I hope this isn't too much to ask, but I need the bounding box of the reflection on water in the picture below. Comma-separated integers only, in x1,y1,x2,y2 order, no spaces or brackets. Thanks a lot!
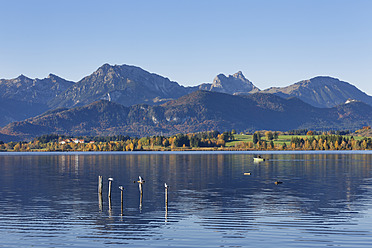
0,152,371,247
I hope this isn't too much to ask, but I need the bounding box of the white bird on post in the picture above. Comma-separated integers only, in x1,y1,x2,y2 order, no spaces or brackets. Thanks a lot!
133,176,145,210
164,183,169,206
133,176,145,194
138,176,144,184
108,177,114,199
134,176,145,188
134,176,145,184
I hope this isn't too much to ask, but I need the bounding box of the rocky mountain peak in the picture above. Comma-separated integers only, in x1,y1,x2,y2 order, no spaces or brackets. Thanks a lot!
298,76,339,87
94,64,151,81
94,63,115,77
47,73,72,84
16,74,31,81
210,71,260,94
214,73,227,81
49,63,190,108
98,63,111,71
263,76,372,108
47,73,59,79
232,71,245,79
0,73,75,106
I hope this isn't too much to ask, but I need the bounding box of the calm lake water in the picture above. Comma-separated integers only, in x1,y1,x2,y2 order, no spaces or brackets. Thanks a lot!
0,151,372,247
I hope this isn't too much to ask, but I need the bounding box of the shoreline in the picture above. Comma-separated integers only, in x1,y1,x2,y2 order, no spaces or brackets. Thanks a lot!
0,150,371,155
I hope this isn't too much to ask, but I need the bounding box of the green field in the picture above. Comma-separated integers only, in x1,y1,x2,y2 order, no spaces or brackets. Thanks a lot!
225,134,364,147
225,134,303,147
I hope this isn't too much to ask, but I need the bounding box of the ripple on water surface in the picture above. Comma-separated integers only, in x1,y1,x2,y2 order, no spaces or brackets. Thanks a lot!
0,152,371,247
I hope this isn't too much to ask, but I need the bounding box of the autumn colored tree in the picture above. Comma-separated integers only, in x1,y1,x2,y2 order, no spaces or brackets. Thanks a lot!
248,141,254,149
253,132,260,144
162,139,170,147
270,141,274,150
265,131,274,141
281,142,287,150
190,136,200,147
312,140,318,150
274,131,279,140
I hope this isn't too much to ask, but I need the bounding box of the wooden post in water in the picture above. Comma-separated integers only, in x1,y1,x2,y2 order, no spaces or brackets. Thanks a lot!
98,176,103,194
119,186,124,215
98,193,103,211
134,176,145,210
139,183,143,210
108,197,112,213
165,183,169,222
98,176,103,211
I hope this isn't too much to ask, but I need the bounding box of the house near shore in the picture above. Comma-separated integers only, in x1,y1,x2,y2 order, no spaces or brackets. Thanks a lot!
59,138,85,144
72,138,85,144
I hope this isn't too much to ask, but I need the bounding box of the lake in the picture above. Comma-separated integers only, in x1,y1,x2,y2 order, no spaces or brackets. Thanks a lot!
0,151,372,247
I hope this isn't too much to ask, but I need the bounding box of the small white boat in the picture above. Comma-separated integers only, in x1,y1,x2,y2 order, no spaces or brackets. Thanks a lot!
253,156,266,162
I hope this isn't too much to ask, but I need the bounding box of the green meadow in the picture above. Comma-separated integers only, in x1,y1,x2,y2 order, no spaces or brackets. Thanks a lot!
225,134,366,148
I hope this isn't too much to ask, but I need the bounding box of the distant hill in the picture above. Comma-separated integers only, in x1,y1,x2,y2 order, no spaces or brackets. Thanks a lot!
2,91,372,141
354,127,372,137
263,76,372,108
48,64,193,108
0,98,49,127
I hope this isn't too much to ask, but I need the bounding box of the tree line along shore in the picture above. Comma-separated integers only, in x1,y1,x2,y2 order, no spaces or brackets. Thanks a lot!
0,128,371,152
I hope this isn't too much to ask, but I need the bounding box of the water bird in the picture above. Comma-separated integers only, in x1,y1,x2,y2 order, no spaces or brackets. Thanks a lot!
119,186,124,191
164,183,169,189
108,177,114,181
275,181,283,185
134,176,145,184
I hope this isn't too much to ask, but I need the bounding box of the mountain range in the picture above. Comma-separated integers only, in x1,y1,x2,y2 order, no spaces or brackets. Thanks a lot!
2,91,372,141
48,64,193,108
263,76,372,108
0,63,371,141
0,74,74,126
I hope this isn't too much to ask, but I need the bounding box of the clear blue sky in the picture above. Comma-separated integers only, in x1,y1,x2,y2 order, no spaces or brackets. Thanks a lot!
0,0,371,94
